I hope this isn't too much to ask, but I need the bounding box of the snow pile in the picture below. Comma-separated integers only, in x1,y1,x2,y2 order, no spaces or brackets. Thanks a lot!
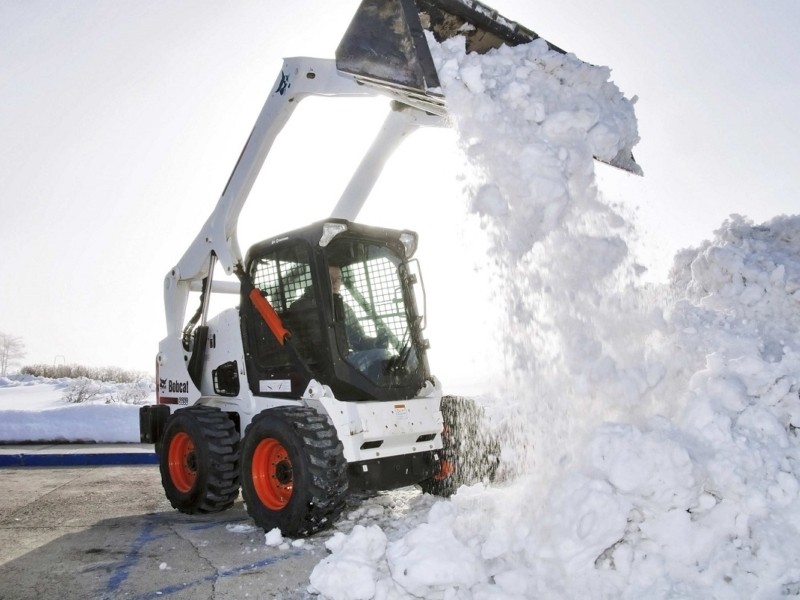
530,215,800,597
308,32,800,600
0,375,153,442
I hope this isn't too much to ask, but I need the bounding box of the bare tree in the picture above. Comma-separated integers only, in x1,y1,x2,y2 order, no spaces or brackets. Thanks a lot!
0,332,26,376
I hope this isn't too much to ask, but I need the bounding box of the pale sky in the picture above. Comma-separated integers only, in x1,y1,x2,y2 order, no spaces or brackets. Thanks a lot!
1,0,798,377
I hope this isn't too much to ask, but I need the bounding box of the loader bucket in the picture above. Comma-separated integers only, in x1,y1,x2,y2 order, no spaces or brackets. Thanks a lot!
336,0,561,105
336,0,641,175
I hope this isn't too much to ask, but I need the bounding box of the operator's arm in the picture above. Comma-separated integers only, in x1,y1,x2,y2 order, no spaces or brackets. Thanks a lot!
343,302,390,351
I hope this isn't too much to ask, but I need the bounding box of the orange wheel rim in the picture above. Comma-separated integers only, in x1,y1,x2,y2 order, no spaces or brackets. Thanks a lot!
433,459,454,481
168,431,197,493
252,438,293,510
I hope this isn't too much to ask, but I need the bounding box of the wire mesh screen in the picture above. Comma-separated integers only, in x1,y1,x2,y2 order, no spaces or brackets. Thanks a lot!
250,247,312,313
342,256,408,345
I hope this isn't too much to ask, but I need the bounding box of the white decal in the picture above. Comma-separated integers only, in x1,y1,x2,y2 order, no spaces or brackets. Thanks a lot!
394,404,409,421
260,380,292,393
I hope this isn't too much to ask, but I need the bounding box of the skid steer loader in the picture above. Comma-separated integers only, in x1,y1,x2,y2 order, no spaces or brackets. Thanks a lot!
139,0,640,537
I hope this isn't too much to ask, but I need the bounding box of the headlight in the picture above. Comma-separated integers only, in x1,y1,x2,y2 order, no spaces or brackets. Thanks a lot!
399,231,418,258
319,222,348,247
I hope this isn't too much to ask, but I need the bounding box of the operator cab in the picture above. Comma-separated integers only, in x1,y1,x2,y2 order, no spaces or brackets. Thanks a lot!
240,219,430,401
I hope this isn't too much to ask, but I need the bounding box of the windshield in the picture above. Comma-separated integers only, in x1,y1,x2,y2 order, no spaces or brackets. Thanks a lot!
326,240,421,386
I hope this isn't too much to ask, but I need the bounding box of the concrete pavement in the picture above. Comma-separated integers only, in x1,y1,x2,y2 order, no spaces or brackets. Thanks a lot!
0,465,326,599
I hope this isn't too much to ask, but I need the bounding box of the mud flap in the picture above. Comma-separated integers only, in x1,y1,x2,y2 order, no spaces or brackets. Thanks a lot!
139,404,171,445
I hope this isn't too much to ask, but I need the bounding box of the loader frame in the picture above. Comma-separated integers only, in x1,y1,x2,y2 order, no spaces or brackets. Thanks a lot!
162,58,446,391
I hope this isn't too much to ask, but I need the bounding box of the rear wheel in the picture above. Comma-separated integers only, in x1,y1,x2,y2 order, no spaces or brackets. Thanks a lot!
159,405,240,513
420,395,500,497
240,406,347,537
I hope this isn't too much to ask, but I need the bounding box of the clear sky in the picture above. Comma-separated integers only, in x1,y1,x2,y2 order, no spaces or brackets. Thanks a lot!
1,0,797,376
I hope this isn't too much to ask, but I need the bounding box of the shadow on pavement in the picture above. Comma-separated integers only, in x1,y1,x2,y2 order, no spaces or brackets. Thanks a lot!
0,467,323,600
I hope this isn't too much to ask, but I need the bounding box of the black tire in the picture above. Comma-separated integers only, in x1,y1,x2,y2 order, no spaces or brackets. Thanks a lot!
240,406,347,537
159,405,240,514
420,395,500,497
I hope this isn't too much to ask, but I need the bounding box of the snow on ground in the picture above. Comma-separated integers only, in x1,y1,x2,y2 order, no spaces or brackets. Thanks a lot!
2,30,799,600
0,375,153,443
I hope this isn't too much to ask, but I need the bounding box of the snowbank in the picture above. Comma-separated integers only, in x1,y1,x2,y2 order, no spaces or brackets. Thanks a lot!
0,375,153,443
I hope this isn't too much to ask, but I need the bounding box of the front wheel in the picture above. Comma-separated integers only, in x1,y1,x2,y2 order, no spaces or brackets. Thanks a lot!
159,405,240,513
420,396,500,497
240,406,347,537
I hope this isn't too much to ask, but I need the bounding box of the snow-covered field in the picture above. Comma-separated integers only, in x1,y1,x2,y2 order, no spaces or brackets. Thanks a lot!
3,31,800,600
0,376,153,443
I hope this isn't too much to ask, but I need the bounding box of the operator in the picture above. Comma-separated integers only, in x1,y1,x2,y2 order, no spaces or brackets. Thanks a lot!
328,265,394,381
286,265,389,369
328,265,388,352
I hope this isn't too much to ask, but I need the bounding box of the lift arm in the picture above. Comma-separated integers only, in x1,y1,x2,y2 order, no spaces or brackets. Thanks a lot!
163,57,448,340
165,59,366,338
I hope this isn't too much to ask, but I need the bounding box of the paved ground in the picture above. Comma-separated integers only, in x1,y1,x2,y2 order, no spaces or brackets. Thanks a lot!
0,465,330,600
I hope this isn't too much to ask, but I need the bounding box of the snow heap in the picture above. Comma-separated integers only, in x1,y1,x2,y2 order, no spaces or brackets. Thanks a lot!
0,375,150,442
309,32,800,600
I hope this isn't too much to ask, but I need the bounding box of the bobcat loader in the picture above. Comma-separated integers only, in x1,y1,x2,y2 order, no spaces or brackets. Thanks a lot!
139,0,640,537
